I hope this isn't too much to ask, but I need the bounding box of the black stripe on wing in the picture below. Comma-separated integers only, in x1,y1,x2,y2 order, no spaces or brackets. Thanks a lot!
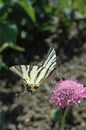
34,67,49,84
10,65,23,77
28,65,33,78
35,67,44,81
42,48,57,71
15,66,23,73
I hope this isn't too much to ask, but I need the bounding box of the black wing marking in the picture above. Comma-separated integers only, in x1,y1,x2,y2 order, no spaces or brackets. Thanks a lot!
42,48,57,76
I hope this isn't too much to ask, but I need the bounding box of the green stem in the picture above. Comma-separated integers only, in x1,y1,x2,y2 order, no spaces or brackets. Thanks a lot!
0,43,9,53
0,42,25,53
59,109,67,130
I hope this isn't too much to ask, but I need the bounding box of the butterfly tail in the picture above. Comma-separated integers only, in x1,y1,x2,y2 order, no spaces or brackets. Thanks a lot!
42,48,57,72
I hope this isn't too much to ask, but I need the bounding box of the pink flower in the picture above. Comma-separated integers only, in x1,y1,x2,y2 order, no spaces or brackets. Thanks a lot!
51,79,86,110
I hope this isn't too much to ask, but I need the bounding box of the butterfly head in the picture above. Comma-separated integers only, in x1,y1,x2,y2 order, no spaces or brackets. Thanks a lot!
23,80,39,93
25,84,38,92
31,85,38,92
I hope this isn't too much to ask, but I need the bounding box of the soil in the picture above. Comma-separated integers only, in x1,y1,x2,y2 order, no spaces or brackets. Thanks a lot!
0,20,86,130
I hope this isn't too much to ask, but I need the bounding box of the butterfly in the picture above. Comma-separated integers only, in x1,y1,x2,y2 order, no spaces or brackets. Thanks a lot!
9,48,57,92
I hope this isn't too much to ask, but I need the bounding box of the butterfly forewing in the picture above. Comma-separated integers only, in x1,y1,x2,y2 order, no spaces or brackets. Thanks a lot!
42,48,57,76
10,65,23,78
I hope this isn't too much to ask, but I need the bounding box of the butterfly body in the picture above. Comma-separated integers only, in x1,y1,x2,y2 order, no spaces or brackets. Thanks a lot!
10,48,57,92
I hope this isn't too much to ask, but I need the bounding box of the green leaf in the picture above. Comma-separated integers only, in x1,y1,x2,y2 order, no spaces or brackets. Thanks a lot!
0,0,5,7
58,0,70,8
0,5,9,22
40,24,52,31
0,20,18,43
44,5,53,13
0,20,25,53
73,0,86,14
50,109,63,122
0,55,7,69
18,0,36,22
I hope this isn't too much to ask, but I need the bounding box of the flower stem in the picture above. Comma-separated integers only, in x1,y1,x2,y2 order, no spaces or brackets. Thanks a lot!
59,109,67,130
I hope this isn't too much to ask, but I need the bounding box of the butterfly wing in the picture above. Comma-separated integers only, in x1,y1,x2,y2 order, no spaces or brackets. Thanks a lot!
10,65,29,79
10,65,49,92
9,48,57,92
42,48,57,77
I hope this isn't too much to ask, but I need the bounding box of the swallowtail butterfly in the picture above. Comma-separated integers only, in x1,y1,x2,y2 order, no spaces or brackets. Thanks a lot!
10,48,57,92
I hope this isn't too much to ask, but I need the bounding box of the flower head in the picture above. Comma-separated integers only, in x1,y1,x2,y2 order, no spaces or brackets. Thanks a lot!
51,79,86,110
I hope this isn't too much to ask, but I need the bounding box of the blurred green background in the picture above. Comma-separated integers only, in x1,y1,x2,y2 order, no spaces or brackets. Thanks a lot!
0,0,86,68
